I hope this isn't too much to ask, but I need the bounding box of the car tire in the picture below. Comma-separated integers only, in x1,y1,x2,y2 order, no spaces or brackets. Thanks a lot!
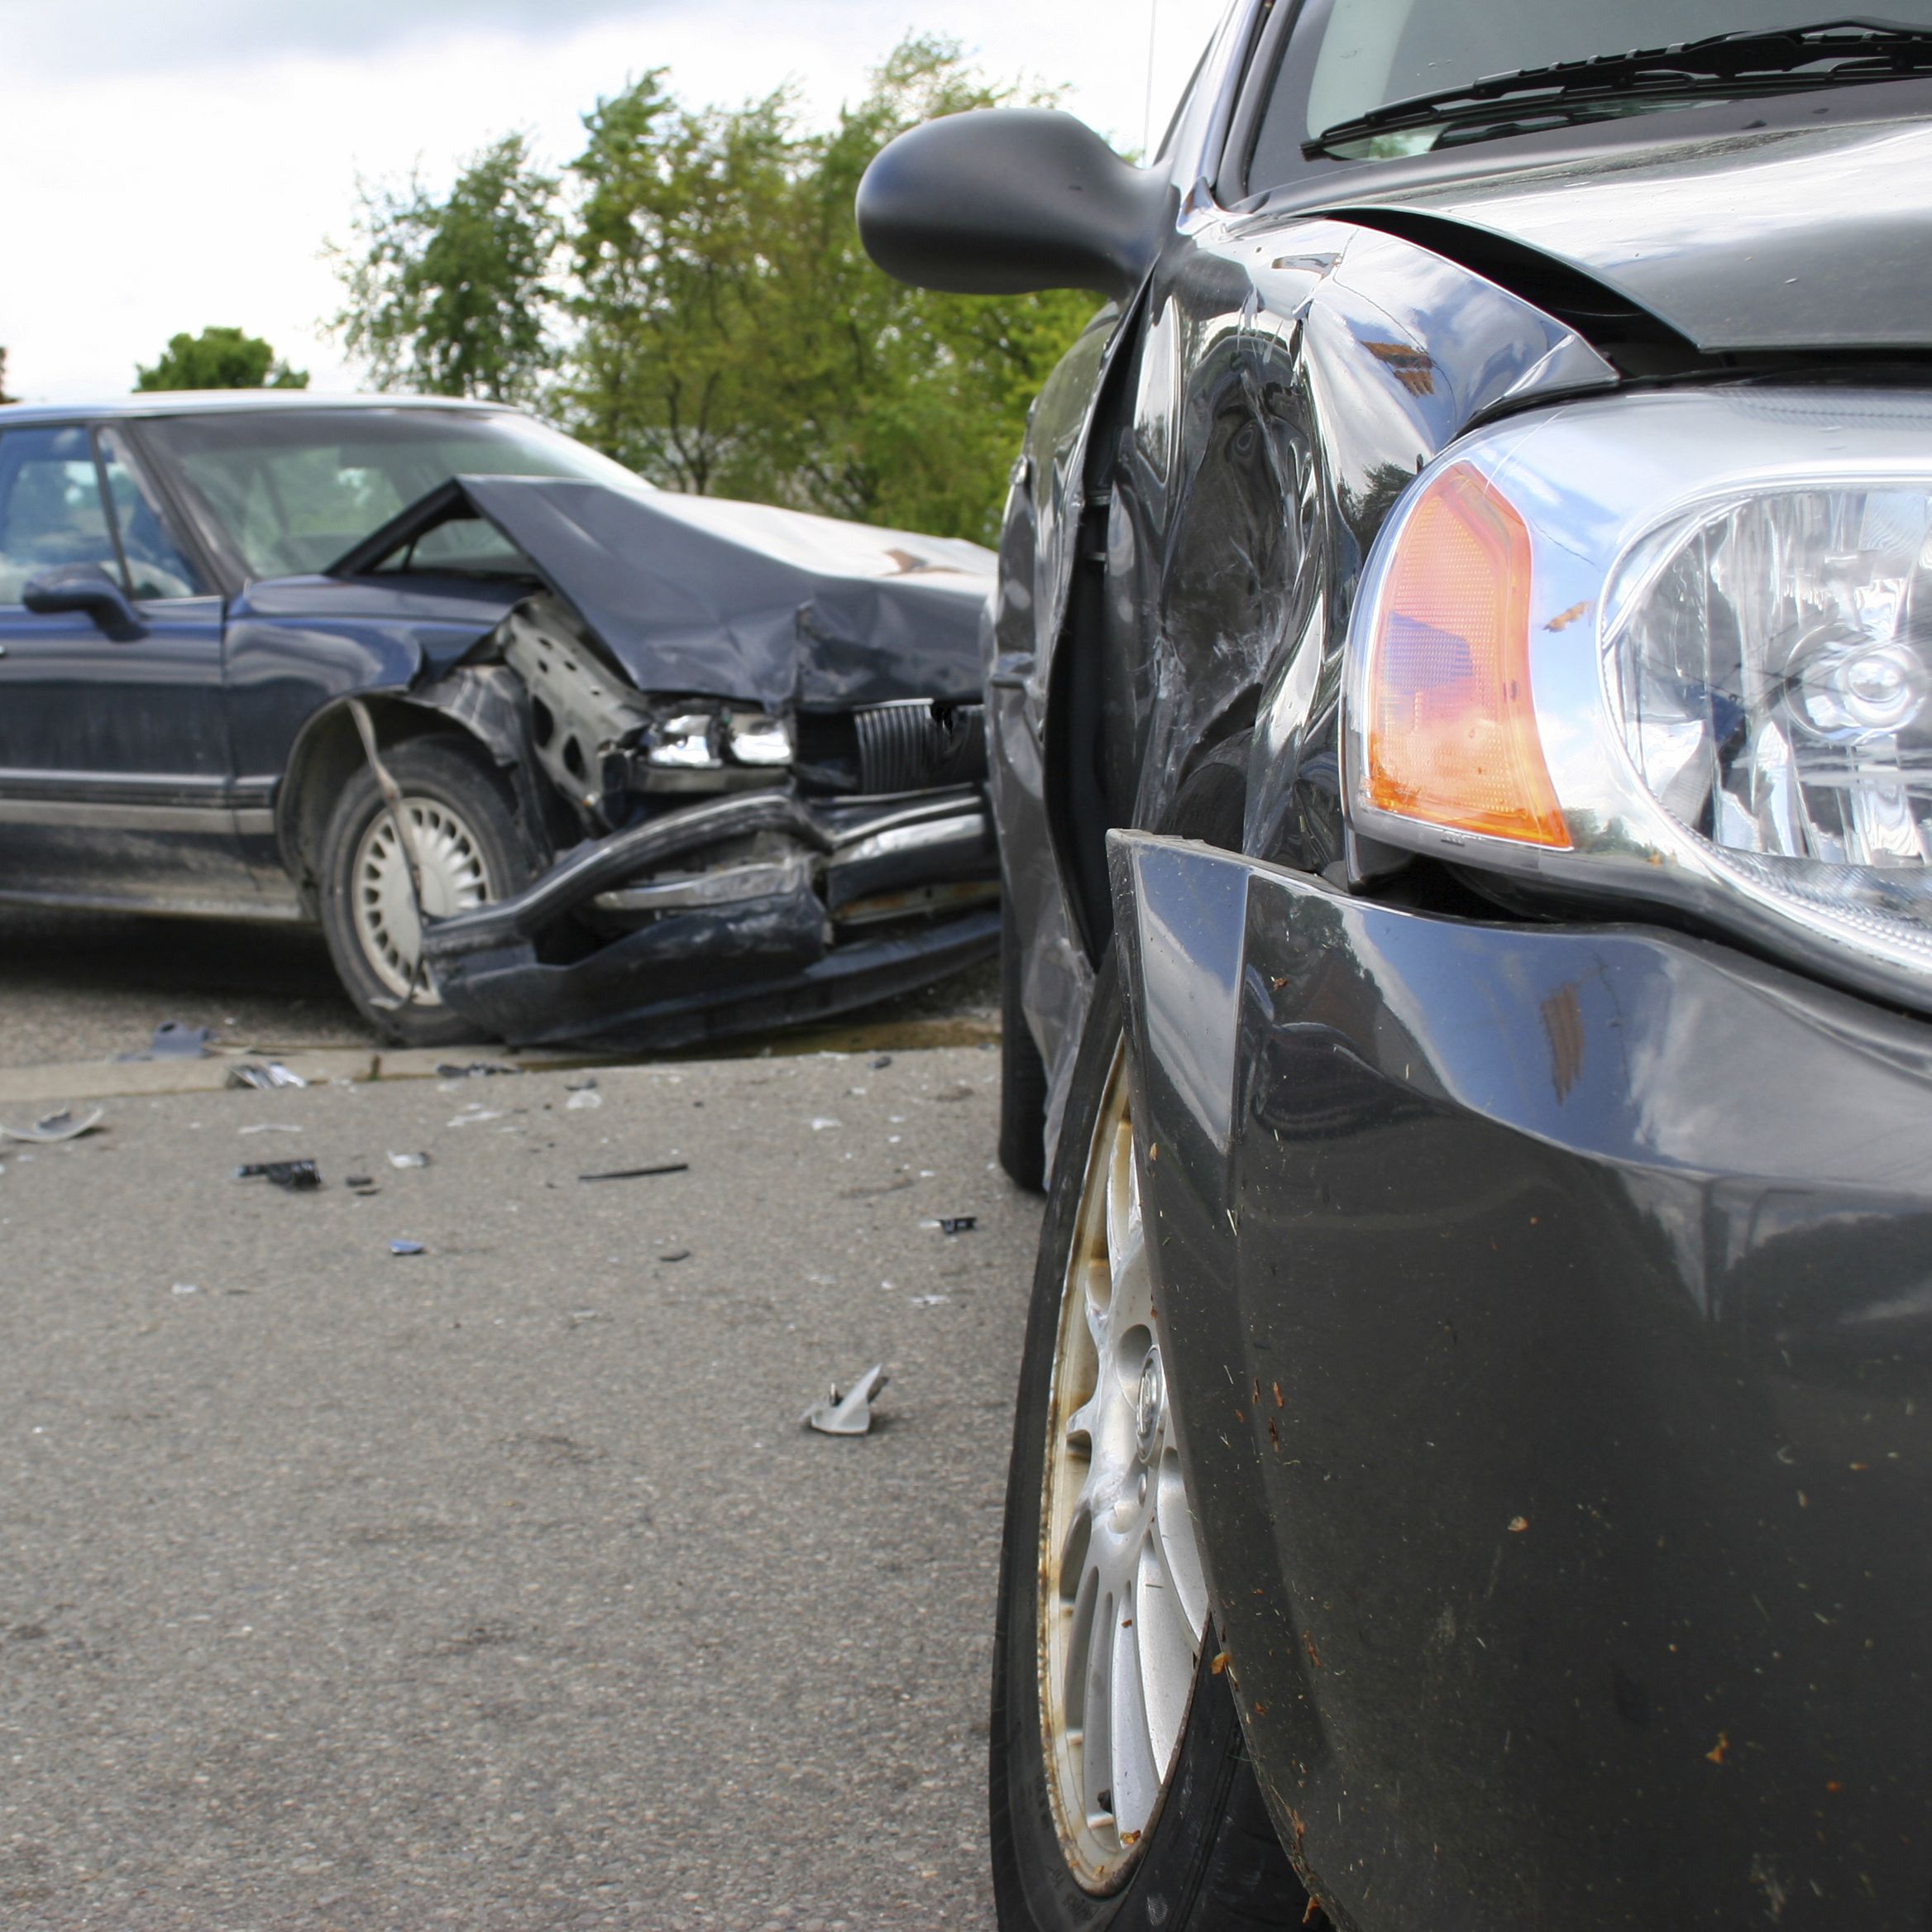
315,736,528,1048
990,944,1316,1932
998,892,1050,1193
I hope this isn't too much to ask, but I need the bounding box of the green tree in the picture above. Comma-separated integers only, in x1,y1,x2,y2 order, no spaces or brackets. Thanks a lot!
0,348,14,405
765,36,1098,539
557,38,1095,540
136,326,308,391
562,74,796,495
333,133,561,404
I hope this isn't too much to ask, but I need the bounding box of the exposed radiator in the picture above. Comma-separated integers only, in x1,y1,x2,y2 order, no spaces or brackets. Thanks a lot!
854,699,988,794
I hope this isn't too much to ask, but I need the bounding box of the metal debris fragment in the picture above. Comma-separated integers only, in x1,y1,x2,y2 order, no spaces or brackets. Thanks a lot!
236,1159,322,1192
386,1151,432,1169
1,1107,105,1144
930,1215,978,1235
227,1062,308,1091
578,1162,689,1183
804,1364,888,1437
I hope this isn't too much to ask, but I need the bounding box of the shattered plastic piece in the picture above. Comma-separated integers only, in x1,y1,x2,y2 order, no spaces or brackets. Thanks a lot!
911,1294,952,1307
236,1159,322,1192
804,1364,888,1437
226,1062,308,1091
390,1239,427,1256
346,1174,378,1193
237,1122,302,1136
435,1061,524,1078
810,1117,841,1131
386,1151,432,1169
931,1215,978,1235
566,1089,603,1111
149,1021,215,1059
871,1054,893,1069
1,1107,105,1144
578,1162,690,1183
566,1077,599,1092
170,1283,200,1297
658,1248,692,1263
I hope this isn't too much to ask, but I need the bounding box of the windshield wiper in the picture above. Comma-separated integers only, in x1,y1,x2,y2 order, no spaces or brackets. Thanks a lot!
1303,17,1932,157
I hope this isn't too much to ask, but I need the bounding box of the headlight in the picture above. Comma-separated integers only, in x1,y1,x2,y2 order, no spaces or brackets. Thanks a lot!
1342,387,1932,1011
647,712,724,771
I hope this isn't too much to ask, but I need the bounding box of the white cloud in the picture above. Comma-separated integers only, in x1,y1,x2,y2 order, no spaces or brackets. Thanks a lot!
0,0,1226,404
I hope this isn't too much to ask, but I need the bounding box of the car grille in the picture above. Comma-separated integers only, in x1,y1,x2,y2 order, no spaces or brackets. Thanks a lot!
854,700,988,794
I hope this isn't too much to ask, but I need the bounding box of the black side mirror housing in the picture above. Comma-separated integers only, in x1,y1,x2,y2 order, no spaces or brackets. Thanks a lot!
22,563,146,642
858,108,1169,301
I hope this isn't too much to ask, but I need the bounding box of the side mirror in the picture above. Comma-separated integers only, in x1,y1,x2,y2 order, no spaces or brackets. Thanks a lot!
858,108,1169,301
22,563,146,642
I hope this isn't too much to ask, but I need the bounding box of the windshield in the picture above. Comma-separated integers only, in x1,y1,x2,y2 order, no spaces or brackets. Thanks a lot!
143,407,645,580
1254,0,1932,177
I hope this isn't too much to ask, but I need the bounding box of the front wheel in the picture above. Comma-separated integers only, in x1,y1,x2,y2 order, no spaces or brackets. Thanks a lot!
315,736,528,1047
991,947,1313,1930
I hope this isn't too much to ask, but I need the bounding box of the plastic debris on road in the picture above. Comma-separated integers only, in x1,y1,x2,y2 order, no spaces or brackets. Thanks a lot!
929,1215,978,1235
658,1247,691,1263
435,1061,523,1078
386,1151,432,1169
578,1162,689,1183
1,1107,105,1144
170,1283,200,1297
390,1238,427,1256
567,1089,603,1111
227,1062,307,1091
236,1159,322,1192
148,1021,215,1059
803,1364,888,1437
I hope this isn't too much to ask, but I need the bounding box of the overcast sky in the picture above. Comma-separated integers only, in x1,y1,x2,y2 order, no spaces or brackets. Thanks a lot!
1,0,1225,404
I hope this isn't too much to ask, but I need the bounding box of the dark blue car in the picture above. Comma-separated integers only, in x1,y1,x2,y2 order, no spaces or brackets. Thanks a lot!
0,395,998,1045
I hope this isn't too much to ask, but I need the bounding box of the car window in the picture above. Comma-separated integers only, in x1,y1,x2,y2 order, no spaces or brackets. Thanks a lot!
1249,0,1932,187
0,427,122,606
98,428,206,600
143,409,649,581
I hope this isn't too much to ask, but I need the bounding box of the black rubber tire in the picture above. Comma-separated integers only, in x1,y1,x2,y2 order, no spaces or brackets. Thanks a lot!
998,891,1050,1193
990,944,1314,1932
314,736,528,1049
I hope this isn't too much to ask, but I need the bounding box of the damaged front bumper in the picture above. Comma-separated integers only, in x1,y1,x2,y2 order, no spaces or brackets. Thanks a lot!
418,786,998,1049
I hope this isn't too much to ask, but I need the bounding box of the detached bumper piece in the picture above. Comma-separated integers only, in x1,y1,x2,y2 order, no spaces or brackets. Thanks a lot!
419,787,997,1050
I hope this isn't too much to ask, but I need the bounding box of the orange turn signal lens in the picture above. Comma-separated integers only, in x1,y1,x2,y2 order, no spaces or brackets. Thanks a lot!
1365,462,1570,849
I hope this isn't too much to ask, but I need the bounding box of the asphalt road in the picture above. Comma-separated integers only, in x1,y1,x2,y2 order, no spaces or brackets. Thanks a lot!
0,1039,1044,1926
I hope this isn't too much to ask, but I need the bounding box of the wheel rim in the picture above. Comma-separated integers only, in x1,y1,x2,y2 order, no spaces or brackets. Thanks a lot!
1039,1043,1210,1893
350,795,495,1003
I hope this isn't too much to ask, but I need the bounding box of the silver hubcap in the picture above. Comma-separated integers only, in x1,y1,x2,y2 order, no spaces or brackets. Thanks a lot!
351,796,495,1002
1040,1045,1209,1892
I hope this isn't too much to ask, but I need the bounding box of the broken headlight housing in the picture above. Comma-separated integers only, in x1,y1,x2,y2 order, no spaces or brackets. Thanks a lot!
1341,387,1932,1012
634,707,796,792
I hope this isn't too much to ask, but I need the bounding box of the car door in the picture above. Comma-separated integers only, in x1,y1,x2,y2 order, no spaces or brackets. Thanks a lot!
0,420,251,910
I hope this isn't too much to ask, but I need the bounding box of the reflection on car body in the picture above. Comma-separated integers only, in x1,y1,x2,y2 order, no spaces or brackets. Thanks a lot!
0,395,998,1046
863,2,1932,1927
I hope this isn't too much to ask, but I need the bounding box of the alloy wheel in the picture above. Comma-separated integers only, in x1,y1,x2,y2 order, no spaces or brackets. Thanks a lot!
351,796,495,1002
1039,1043,1210,1892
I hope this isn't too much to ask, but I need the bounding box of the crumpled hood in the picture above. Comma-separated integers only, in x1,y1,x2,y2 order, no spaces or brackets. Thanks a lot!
1317,117,1932,353
454,476,994,710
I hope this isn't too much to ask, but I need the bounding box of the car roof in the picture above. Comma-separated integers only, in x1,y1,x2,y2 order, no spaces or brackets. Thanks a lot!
0,392,517,427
